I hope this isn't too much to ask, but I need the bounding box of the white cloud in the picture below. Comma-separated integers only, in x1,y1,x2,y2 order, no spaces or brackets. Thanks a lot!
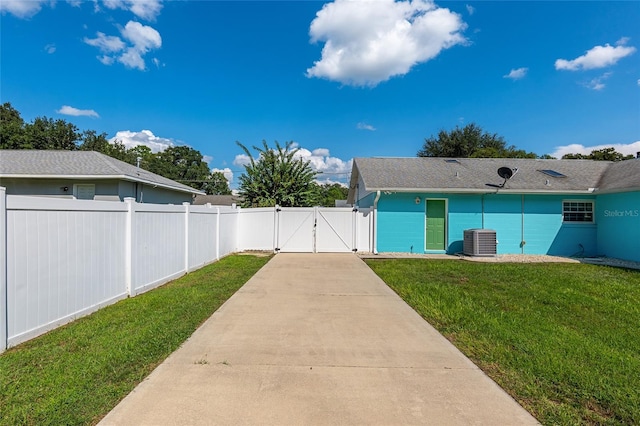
357,122,376,131
44,43,56,54
84,31,126,53
102,0,163,21
118,47,145,70
555,38,636,71
306,0,467,86
84,21,161,70
465,4,474,15
233,154,251,167
583,72,612,91
291,146,353,181
118,21,161,70
109,129,175,153
637,79,640,86
56,105,100,118
212,167,234,184
98,55,115,65
121,20,161,51
0,0,48,18
504,67,528,80
551,141,640,159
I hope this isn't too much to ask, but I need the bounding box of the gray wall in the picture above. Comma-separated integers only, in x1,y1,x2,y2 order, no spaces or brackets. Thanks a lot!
0,178,193,204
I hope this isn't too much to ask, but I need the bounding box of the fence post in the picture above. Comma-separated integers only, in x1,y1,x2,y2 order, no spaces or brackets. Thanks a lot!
183,202,190,273
215,207,221,260
352,207,357,252
273,205,280,252
124,197,134,296
0,187,7,352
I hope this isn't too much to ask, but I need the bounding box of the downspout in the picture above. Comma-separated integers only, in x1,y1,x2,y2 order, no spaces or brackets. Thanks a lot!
373,190,381,254
481,194,485,228
521,194,525,254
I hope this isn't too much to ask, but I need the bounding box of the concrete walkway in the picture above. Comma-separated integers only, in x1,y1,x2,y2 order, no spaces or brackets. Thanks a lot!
100,253,538,425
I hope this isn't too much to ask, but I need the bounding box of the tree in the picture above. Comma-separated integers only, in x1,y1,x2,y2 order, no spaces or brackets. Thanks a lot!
147,146,211,191
128,145,154,169
417,123,537,158
236,140,317,207
0,102,27,149
563,147,633,162
315,183,349,207
23,116,81,150
202,171,232,195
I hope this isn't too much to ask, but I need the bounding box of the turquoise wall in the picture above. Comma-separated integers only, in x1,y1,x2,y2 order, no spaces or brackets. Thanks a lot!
484,194,523,254
376,192,599,256
523,195,597,256
596,191,640,262
377,193,426,253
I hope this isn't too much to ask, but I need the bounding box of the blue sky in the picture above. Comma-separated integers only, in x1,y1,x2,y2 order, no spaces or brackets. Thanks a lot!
2,0,639,187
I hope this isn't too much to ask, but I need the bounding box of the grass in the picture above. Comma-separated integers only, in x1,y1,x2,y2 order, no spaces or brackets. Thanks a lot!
366,259,640,425
0,253,271,426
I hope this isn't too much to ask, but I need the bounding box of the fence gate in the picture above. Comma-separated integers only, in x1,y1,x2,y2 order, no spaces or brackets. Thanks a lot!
276,207,316,252
275,207,361,253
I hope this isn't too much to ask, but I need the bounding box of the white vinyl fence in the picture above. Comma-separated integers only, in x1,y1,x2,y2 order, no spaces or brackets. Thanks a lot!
0,188,372,352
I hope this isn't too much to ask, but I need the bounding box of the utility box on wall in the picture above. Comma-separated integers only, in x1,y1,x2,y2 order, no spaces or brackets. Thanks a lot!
463,229,497,257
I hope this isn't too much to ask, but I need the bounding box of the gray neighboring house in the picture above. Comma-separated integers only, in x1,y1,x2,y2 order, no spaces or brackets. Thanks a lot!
0,150,204,204
193,194,242,206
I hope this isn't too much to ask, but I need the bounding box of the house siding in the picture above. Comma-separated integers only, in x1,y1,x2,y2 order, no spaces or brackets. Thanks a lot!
377,193,425,253
376,192,599,257
0,177,193,204
484,194,523,254
596,191,640,262
444,194,482,254
523,194,597,256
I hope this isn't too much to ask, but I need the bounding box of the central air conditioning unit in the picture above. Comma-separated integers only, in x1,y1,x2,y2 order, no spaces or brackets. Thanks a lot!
463,229,497,257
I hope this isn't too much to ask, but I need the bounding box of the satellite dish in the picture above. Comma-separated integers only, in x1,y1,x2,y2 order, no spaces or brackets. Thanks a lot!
497,167,513,179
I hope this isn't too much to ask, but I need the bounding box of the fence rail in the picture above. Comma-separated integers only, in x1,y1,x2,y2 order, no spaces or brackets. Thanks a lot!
0,189,372,352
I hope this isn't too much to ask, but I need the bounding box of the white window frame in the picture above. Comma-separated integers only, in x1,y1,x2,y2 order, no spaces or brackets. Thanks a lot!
73,184,96,200
562,200,594,223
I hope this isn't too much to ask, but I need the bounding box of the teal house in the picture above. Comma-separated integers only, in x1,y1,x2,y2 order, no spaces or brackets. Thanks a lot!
347,157,640,262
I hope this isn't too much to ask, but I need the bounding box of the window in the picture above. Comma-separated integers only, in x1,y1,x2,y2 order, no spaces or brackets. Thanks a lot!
74,184,95,200
563,201,594,223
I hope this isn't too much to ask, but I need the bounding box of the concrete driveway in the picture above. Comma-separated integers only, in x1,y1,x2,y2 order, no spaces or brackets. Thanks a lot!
100,253,538,425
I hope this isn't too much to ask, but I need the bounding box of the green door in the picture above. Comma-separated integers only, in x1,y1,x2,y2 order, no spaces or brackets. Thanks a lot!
426,200,446,250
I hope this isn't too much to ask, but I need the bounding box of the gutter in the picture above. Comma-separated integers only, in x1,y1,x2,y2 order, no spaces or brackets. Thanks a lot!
364,187,599,195
372,190,381,254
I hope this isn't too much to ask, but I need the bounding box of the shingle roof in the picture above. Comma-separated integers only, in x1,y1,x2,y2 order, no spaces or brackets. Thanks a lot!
597,158,640,192
193,194,242,206
0,150,204,195
348,157,632,201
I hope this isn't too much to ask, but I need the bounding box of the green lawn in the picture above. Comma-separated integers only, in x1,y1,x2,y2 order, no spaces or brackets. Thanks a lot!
366,259,640,425
0,254,271,426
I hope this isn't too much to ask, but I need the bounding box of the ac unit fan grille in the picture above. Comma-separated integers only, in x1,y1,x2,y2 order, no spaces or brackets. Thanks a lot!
463,229,497,257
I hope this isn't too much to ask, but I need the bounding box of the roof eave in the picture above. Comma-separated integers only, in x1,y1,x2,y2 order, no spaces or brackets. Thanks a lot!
594,186,640,195
0,174,204,195
364,187,599,195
